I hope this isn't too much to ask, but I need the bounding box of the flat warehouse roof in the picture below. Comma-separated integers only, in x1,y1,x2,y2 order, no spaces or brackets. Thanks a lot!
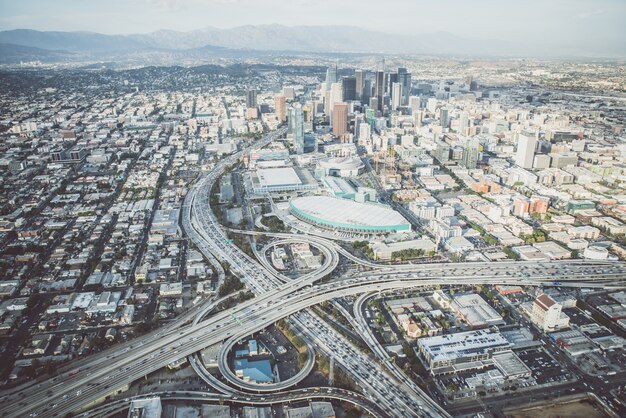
256,167,302,187
419,329,511,363
318,156,364,170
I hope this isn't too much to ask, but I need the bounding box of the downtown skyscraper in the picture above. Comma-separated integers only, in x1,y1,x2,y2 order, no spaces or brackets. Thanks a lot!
391,82,402,110
397,67,411,105
515,131,538,169
288,103,305,154
332,102,348,139
355,69,366,102
246,88,257,108
325,65,337,90
375,70,384,112
342,76,357,102
274,94,286,123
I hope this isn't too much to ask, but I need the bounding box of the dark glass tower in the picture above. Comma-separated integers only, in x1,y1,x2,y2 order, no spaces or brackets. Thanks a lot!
342,76,357,101
375,70,384,112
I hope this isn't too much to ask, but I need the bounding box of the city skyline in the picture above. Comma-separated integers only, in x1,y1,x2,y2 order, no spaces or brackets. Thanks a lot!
1,1,625,417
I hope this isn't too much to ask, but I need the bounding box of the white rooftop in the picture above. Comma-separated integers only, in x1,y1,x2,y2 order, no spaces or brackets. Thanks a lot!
419,329,511,363
451,293,504,327
290,196,410,229
323,176,356,195
318,156,364,170
256,167,302,188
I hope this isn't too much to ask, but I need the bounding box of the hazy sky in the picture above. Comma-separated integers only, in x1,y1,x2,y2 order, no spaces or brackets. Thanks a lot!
0,0,624,46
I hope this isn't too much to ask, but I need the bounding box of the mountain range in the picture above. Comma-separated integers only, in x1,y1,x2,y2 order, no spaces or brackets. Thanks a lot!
0,24,622,64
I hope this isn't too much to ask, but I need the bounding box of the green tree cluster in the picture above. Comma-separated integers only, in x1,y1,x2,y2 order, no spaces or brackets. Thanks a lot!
217,276,244,297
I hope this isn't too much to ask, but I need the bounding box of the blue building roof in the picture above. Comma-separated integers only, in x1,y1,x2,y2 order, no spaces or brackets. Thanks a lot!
234,359,273,383
248,339,258,353
235,349,249,358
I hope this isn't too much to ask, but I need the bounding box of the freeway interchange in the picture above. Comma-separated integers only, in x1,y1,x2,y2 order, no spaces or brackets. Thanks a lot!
1,129,625,418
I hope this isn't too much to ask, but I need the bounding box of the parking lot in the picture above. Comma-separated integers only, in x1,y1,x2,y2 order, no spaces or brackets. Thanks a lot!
564,308,595,327
517,348,569,385
256,325,301,381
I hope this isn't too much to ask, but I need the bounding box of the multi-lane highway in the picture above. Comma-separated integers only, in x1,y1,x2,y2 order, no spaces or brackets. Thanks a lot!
81,388,387,418
1,129,625,418
180,141,446,417
2,266,621,417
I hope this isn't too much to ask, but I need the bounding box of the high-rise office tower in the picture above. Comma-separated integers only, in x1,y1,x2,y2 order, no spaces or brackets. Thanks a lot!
342,76,357,102
461,138,480,169
329,82,343,121
397,67,411,105
457,112,469,134
324,90,332,116
325,65,337,90
246,88,257,108
332,102,348,138
303,104,314,132
303,104,313,123
375,70,385,112
387,72,398,95
391,82,402,110
467,75,478,91
355,70,365,101
362,79,372,104
274,94,286,123
436,142,451,163
369,97,379,114
515,131,537,169
440,108,449,128
353,114,364,132
427,98,438,113
365,107,377,128
283,86,295,100
358,121,371,142
413,110,423,128
288,103,305,154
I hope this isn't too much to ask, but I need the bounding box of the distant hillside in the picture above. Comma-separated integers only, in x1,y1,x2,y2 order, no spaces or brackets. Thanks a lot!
0,29,147,52
0,25,622,61
0,25,511,57
0,42,75,63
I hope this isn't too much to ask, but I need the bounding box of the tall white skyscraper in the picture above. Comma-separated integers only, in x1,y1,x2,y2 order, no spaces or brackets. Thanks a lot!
358,122,371,143
330,82,343,106
515,131,537,169
324,90,332,116
329,82,343,122
413,110,424,128
457,111,469,134
391,82,402,110
427,98,438,113
325,65,337,90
